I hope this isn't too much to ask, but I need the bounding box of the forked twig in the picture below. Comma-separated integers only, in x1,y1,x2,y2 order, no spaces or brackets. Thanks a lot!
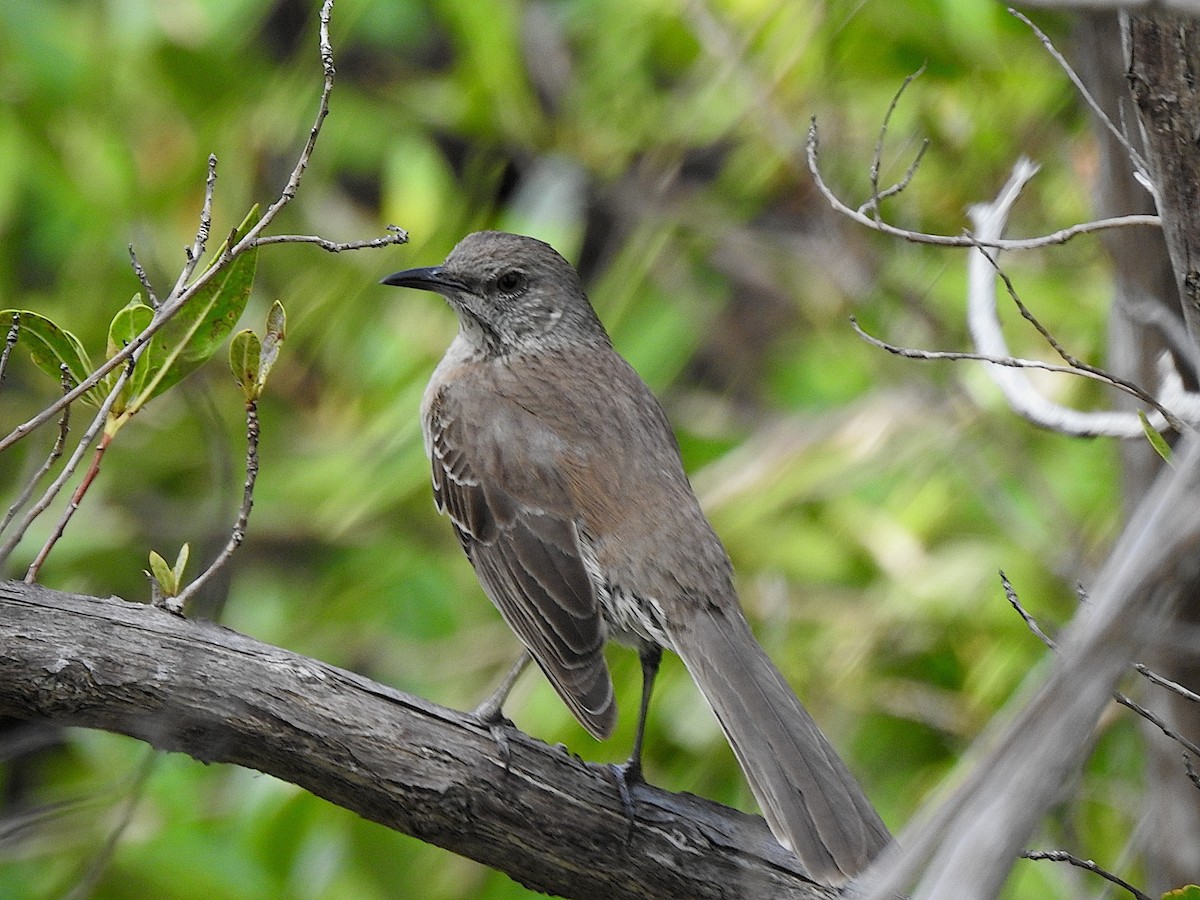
806,118,1160,251
862,63,929,219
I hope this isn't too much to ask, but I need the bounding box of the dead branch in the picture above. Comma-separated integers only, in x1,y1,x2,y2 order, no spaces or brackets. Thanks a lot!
0,580,833,900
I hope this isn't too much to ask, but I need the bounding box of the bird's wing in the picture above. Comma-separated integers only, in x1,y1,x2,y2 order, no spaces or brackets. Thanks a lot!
426,385,616,739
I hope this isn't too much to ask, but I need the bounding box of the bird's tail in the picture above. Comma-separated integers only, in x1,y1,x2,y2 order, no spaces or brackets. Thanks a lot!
667,605,891,884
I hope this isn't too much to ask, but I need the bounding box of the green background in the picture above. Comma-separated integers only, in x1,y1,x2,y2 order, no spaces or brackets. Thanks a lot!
0,1,1137,897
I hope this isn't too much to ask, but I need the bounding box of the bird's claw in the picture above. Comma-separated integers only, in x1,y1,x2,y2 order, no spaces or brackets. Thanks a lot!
472,703,516,773
609,758,643,843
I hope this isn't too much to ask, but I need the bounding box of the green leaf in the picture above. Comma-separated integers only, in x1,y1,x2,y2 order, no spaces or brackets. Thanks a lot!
1139,410,1173,465
172,542,190,586
106,295,152,360
0,309,100,405
147,550,175,596
256,301,286,390
229,329,261,398
124,205,261,415
105,295,154,412
1164,887,1200,900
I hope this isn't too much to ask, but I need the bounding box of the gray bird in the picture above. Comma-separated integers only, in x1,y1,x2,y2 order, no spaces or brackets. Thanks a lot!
382,231,891,883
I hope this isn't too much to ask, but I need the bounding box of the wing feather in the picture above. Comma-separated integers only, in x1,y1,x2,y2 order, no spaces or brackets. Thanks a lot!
426,387,616,739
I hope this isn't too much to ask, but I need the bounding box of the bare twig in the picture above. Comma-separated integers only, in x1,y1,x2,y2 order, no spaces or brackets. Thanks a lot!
1007,8,1151,185
1020,850,1152,900
0,368,72,538
0,311,19,385
860,140,930,216
1185,756,1200,791
234,0,336,248
168,398,261,613
1134,662,1200,703
807,119,1160,251
168,154,219,301
1112,690,1200,757
127,244,158,308
999,571,1057,650
863,63,928,220
8,360,133,579
850,317,1178,405
851,159,1194,437
251,226,409,253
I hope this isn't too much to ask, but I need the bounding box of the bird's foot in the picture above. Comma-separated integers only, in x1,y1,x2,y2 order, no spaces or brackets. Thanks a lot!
472,700,516,773
470,653,531,773
608,758,644,843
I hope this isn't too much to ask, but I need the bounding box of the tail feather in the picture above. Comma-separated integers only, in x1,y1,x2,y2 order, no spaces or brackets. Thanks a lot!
667,605,891,884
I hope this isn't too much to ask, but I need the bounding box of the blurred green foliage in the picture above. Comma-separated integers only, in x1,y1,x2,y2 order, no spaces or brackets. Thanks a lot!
0,0,1138,898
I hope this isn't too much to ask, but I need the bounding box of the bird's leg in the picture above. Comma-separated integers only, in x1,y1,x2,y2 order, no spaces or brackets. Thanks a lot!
472,651,531,771
624,644,663,782
610,644,663,837
473,650,530,722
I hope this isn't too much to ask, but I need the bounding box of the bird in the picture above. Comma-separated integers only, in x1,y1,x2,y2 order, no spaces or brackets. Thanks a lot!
381,231,891,883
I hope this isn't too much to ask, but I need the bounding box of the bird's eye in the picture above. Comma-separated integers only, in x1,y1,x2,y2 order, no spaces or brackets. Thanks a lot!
495,270,527,295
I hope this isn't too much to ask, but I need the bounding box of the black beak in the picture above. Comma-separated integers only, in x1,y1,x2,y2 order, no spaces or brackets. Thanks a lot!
380,266,462,292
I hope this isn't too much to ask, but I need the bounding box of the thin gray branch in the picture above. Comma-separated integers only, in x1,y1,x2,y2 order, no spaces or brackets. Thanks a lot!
1112,689,1200,758
1020,850,1151,900
1008,8,1151,183
168,153,219,300
1002,574,1200,761
127,244,158,308
1134,663,1200,703
251,227,409,253
851,317,1165,395
169,398,261,611
862,63,928,220
999,571,1057,650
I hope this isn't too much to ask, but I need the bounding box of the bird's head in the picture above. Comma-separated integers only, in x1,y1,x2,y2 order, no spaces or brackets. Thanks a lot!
381,231,610,356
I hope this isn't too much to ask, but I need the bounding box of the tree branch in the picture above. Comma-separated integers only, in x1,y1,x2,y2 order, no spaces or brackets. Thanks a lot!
859,434,1200,899
0,580,833,900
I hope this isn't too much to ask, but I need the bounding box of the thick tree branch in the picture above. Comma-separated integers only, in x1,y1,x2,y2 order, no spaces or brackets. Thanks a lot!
0,581,833,900
1127,15,1200,349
